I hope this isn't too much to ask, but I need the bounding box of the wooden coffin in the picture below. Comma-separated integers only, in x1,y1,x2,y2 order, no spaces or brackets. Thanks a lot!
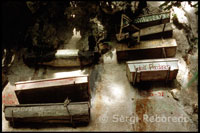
24,49,99,67
116,38,177,61
41,49,81,67
133,12,170,29
15,76,90,104
132,23,173,41
40,49,99,67
4,102,90,124
126,58,178,84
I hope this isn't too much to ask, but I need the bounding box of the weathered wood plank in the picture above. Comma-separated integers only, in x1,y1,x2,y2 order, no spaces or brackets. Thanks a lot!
126,58,178,84
132,23,173,40
15,76,90,104
4,102,90,124
116,38,177,61
133,12,170,28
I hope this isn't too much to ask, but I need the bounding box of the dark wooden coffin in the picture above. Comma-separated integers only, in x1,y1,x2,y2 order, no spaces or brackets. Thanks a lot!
116,38,177,61
133,12,170,29
4,102,90,124
15,76,90,104
126,58,178,84
132,23,173,41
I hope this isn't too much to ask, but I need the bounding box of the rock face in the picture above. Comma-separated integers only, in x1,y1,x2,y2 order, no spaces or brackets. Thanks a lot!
2,1,33,90
2,1,32,50
24,1,69,55
21,1,148,66
2,72,8,91
170,2,198,129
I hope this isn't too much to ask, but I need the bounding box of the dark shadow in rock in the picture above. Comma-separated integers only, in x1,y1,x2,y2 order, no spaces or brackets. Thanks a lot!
8,121,89,129
89,64,104,96
172,15,184,30
134,80,178,97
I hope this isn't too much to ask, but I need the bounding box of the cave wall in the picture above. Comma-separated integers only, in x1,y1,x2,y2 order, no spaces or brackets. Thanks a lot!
1,1,32,50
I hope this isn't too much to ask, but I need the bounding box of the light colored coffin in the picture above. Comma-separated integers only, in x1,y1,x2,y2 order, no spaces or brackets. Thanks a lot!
41,49,81,67
126,58,178,84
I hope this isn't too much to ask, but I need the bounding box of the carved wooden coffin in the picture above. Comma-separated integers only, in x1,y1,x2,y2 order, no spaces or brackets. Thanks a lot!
126,58,178,84
4,102,90,124
15,76,90,104
116,38,177,61
132,23,173,41
133,12,170,28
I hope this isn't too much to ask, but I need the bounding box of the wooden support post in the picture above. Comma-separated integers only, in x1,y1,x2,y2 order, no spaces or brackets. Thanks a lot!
166,66,171,83
119,14,125,39
161,23,166,39
137,71,141,83
11,110,14,127
138,30,141,43
133,68,138,85
160,14,163,24
162,47,167,58
130,24,140,44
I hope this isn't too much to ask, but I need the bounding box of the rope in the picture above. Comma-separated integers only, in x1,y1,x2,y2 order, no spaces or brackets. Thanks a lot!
64,98,76,128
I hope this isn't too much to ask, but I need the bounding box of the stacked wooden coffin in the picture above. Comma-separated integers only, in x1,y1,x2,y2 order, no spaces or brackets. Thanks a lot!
116,12,179,84
116,12,177,61
4,76,90,126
